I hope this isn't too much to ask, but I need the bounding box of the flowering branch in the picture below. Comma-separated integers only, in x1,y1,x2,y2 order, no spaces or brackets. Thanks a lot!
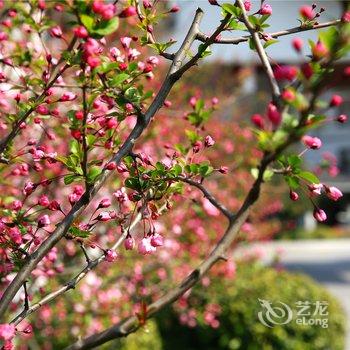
196,19,341,45
0,37,77,156
0,7,234,321
236,0,280,104
10,201,168,326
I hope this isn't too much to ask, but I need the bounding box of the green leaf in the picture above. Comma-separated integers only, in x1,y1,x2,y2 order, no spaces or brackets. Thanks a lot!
172,164,182,177
198,44,212,58
87,166,102,183
86,134,96,147
287,155,302,169
110,73,129,87
155,162,165,172
263,39,278,49
251,168,259,179
125,177,140,190
185,129,200,143
80,14,94,31
227,20,247,31
285,175,300,189
298,171,319,184
69,139,81,156
93,17,119,36
69,226,91,238
97,62,120,74
221,3,241,16
64,174,80,185
124,87,141,103
263,169,274,182
199,164,214,177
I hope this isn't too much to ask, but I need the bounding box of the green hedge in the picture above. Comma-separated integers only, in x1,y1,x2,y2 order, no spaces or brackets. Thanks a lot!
155,263,346,350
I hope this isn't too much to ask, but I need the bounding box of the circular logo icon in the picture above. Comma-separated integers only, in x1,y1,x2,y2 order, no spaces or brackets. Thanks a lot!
258,299,293,327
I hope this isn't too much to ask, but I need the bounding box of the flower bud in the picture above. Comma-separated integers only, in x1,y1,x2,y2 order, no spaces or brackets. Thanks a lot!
251,114,264,129
259,4,272,15
313,208,327,222
302,135,322,149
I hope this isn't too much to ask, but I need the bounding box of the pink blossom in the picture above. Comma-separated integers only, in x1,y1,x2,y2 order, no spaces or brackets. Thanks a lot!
0,324,15,341
98,198,111,208
128,48,141,60
244,0,251,11
38,195,50,207
60,92,77,101
138,237,156,255
68,193,79,205
342,11,350,23
289,190,299,201
73,26,88,38
110,47,121,59
325,186,343,201
38,214,50,227
273,65,298,81
36,105,49,115
299,5,315,20
308,183,323,196
330,94,343,107
302,135,322,149
219,166,228,174
336,114,347,123
120,36,132,48
151,233,164,247
292,37,303,52
119,6,137,18
251,114,264,129
204,135,215,147
282,89,295,102
170,5,180,13
23,181,35,196
97,211,111,221
124,236,135,250
147,56,159,66
267,103,281,126
313,208,327,222
203,199,220,217
312,41,328,60
8,227,22,245
11,200,23,211
259,4,272,15
113,188,128,203
105,249,118,262
50,26,62,38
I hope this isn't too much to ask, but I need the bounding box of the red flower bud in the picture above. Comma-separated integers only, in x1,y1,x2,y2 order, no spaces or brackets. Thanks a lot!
251,114,264,129
329,94,343,107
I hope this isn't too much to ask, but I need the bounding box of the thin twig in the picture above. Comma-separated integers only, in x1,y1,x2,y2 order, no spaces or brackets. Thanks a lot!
236,0,280,104
178,177,234,220
196,19,341,45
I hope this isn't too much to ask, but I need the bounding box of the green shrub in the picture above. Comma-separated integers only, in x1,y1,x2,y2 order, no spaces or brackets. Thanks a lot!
156,263,346,350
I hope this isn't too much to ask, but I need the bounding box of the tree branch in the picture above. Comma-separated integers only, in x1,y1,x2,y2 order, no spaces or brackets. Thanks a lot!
196,19,341,45
63,14,346,350
10,202,168,326
0,8,210,321
237,0,280,104
0,37,77,156
178,177,234,220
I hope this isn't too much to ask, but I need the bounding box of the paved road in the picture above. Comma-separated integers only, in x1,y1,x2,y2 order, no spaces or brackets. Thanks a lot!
236,239,350,350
